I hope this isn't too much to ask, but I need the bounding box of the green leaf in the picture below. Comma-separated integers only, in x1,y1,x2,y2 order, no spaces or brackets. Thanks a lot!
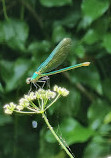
28,40,51,53
74,44,85,58
102,33,111,54
0,19,29,51
0,59,30,92
52,25,70,43
104,112,111,124
45,118,94,145
71,64,103,95
7,59,30,91
81,0,109,24
0,60,13,84
39,0,72,7
83,135,111,158
83,29,100,44
88,99,111,129
102,79,111,102
59,11,81,28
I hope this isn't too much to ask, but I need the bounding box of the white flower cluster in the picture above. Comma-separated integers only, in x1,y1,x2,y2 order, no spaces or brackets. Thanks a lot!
4,102,16,114
54,85,69,96
3,86,69,115
35,89,56,99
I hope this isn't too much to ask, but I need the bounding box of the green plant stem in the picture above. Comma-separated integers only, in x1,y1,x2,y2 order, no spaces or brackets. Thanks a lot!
42,112,74,158
27,107,40,113
20,3,24,20
30,101,40,110
45,94,60,110
14,110,37,114
21,0,43,29
2,0,9,20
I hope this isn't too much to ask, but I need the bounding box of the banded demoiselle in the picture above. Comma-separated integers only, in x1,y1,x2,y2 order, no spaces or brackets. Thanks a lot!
26,38,90,85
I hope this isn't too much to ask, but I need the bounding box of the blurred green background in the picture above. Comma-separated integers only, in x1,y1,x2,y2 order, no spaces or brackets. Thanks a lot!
0,0,111,158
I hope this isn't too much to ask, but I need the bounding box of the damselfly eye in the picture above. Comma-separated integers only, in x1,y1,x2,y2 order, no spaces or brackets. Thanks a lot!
26,78,31,84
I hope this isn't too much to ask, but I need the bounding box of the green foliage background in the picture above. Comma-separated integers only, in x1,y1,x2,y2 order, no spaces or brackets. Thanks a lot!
0,0,111,158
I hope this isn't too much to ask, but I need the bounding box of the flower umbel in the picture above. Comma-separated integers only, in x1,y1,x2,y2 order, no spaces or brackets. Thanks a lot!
54,85,69,96
3,86,69,115
4,102,16,114
3,86,74,158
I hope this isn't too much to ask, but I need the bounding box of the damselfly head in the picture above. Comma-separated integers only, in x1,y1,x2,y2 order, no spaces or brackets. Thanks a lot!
26,78,31,84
